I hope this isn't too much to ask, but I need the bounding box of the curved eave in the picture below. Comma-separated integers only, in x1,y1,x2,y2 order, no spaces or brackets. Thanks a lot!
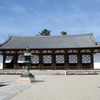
0,46,100,51
0,36,12,47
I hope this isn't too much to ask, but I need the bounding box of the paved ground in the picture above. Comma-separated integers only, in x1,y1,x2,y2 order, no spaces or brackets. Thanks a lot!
0,75,48,100
0,74,100,100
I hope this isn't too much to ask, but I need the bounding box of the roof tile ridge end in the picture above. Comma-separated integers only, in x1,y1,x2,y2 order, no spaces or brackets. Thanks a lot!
0,35,12,47
89,33,98,45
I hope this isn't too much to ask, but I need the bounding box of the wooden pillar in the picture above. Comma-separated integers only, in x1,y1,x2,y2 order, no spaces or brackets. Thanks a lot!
90,54,93,69
3,54,6,69
14,54,18,69
67,54,69,69
64,54,66,69
38,54,43,70
51,51,56,70
41,54,44,69
78,51,81,69
64,53,68,69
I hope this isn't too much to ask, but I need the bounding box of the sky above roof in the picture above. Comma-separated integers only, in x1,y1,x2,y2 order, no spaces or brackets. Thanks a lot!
0,0,100,43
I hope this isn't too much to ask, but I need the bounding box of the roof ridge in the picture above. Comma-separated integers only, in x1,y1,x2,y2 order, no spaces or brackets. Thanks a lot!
66,33,93,37
10,33,93,38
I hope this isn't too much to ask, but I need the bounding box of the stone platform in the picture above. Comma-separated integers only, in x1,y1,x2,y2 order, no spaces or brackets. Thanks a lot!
0,69,100,75
30,70,100,75
17,77,37,83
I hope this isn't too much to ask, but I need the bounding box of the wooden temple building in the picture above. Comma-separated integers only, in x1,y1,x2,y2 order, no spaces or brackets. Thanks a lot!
0,33,100,70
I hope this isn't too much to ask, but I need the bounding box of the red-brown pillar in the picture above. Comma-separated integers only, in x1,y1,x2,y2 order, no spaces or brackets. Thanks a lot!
67,54,69,69
64,51,69,69
90,54,93,69
14,54,18,69
38,54,43,70
3,54,6,69
51,52,56,70
78,51,81,70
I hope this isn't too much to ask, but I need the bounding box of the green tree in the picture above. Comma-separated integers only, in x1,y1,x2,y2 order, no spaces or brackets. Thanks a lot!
38,29,51,36
61,31,67,35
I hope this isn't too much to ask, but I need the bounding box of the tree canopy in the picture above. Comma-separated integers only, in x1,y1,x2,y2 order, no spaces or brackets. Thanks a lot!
38,29,51,36
61,31,67,35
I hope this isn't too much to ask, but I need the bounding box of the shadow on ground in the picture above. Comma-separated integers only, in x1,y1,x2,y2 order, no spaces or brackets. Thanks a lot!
0,82,10,87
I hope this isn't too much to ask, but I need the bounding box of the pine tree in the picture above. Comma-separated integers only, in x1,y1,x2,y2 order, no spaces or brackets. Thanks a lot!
61,31,67,35
38,29,51,36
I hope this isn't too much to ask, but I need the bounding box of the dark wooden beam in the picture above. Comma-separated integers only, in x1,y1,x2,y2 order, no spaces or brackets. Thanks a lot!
2,51,6,69
78,51,81,69
51,51,56,70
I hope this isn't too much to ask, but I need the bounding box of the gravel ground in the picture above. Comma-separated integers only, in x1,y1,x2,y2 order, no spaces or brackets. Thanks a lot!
0,75,100,100
0,75,20,82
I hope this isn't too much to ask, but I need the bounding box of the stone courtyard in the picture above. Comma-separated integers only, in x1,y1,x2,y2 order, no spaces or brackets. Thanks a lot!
0,74,100,100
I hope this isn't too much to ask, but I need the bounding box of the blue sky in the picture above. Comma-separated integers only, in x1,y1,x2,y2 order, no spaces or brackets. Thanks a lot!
0,0,100,43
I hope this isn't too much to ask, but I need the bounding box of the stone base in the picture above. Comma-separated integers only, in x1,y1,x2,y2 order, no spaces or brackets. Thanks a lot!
17,77,37,83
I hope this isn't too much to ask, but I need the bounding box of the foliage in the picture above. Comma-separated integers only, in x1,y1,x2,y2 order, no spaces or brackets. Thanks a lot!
38,29,51,36
61,31,67,35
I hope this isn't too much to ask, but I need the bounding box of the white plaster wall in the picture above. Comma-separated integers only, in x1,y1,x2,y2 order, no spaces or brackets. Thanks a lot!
0,55,3,69
94,53,100,69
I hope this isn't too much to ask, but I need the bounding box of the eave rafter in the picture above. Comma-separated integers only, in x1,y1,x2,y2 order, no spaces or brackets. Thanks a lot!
0,47,100,55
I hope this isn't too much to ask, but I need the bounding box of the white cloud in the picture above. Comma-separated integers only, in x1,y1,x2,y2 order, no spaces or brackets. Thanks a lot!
11,5,26,12
38,4,100,39
0,0,100,42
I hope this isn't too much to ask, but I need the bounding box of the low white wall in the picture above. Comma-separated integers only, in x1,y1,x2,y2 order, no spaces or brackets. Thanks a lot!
94,53,100,69
0,55,3,69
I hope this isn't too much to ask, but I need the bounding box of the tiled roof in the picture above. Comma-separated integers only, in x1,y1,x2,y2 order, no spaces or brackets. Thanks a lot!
0,33,100,49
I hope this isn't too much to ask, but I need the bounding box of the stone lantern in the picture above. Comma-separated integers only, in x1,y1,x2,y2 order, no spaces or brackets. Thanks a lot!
17,48,36,83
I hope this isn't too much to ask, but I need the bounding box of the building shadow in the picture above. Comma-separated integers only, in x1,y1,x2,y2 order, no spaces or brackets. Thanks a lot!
0,82,9,87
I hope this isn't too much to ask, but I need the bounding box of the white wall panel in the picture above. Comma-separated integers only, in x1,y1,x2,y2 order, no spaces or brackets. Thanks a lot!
0,55,3,69
94,53,100,69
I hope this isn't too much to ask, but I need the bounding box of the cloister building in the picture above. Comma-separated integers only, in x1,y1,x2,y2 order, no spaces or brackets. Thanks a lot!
0,33,100,70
